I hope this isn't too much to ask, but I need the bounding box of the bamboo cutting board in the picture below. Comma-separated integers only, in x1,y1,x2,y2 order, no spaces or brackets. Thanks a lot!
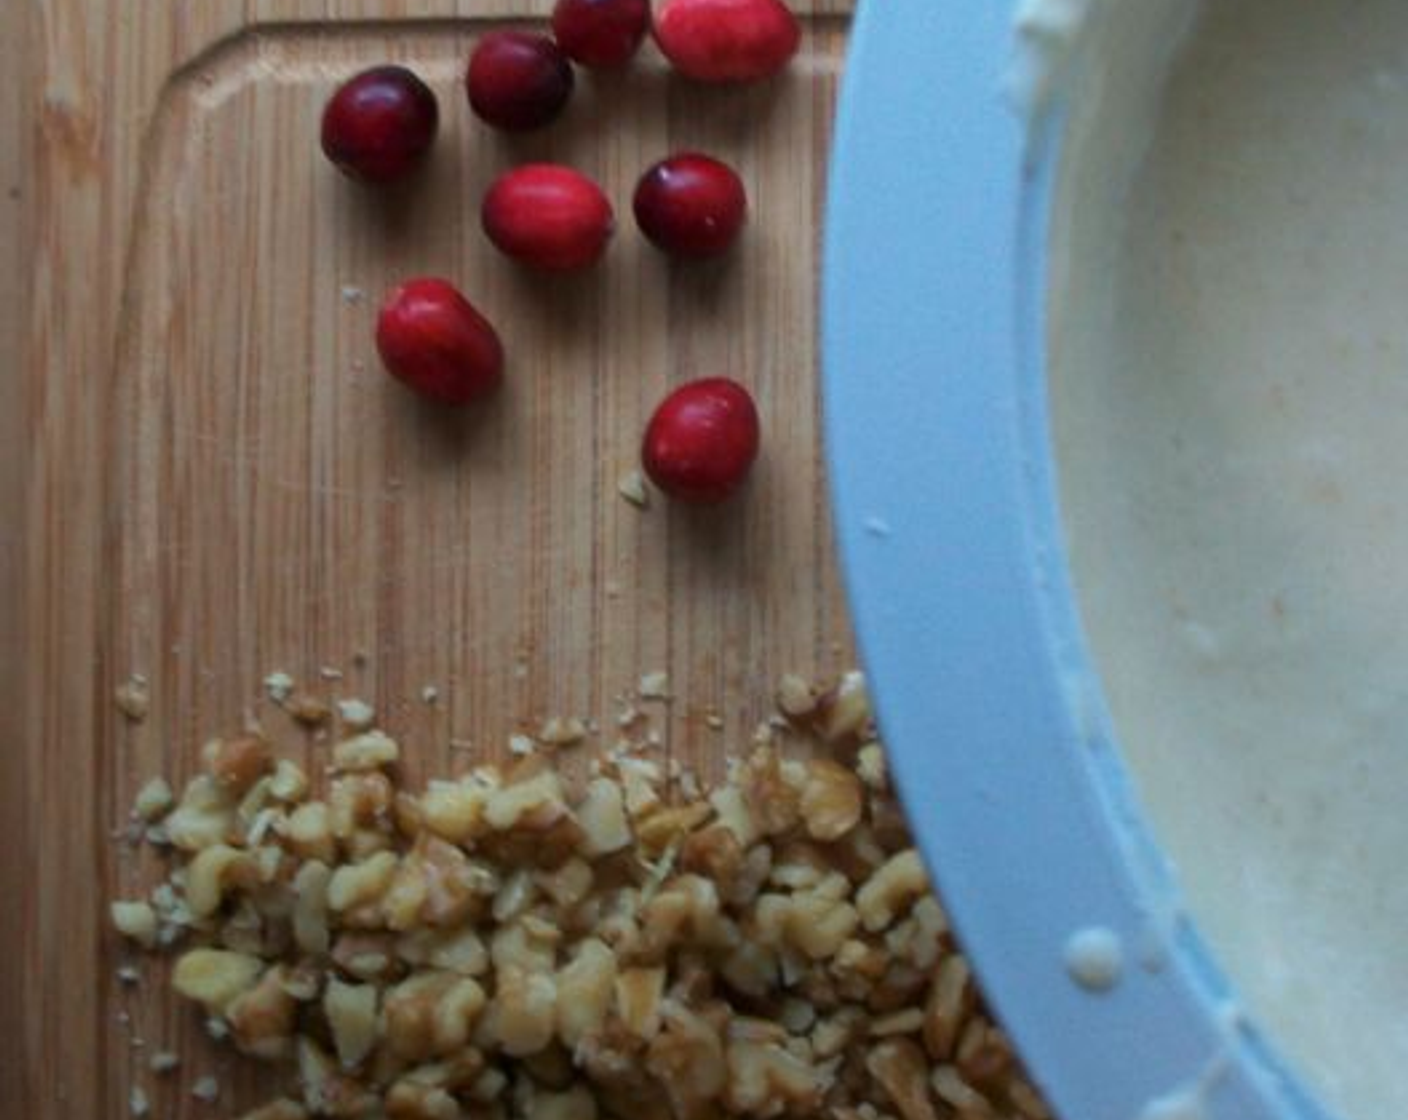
5,2,855,1116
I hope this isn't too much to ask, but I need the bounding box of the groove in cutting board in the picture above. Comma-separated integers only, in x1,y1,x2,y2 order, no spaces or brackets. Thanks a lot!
0,9,860,1117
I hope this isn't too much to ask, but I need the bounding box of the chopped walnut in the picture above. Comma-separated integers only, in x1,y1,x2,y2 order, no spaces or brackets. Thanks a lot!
333,731,400,773
617,469,650,510
113,671,1051,1120
800,760,864,842
325,978,380,1067
539,717,588,748
857,850,928,932
132,777,174,821
635,802,712,855
270,759,310,802
816,671,871,744
292,860,332,956
185,844,258,917
930,1065,995,1116
615,966,666,1039
298,1037,378,1117
868,1038,939,1120
419,779,490,844
165,775,238,852
924,955,973,1061
856,742,888,792
287,693,332,727
336,699,377,732
577,778,631,857
483,967,556,1057
229,964,298,1059
726,1025,826,1115
775,674,819,721
111,901,159,949
264,672,295,704
327,851,397,914
285,802,336,863
205,736,275,795
484,771,568,833
115,675,151,722
383,972,487,1062
637,672,670,701
172,948,263,1015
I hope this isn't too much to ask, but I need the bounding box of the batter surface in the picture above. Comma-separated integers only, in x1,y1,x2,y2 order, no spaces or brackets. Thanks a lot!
1051,2,1408,1118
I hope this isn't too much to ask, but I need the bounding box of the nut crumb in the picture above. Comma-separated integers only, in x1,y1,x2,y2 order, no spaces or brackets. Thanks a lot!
616,705,641,729
538,717,587,748
263,673,295,705
111,901,159,949
508,734,536,757
617,469,650,509
149,1052,180,1074
336,699,376,731
638,672,670,701
129,1087,150,1117
776,674,818,720
117,965,142,986
115,676,151,722
705,713,725,731
191,1075,220,1102
319,666,344,682
421,685,439,705
286,693,331,727
332,730,399,772
132,777,174,822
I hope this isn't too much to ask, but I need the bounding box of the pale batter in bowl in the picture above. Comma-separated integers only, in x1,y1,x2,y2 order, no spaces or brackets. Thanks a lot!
1052,2,1408,1117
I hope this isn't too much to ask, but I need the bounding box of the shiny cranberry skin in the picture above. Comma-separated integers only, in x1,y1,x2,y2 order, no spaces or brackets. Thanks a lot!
376,279,504,405
653,0,801,83
634,153,747,258
467,31,575,131
321,66,439,183
643,378,760,504
482,164,615,272
552,0,651,69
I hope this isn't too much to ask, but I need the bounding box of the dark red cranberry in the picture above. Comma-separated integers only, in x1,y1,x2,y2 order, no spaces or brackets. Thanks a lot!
482,164,616,272
320,66,439,183
466,31,575,132
376,279,504,405
634,153,748,258
552,0,652,69
643,378,761,504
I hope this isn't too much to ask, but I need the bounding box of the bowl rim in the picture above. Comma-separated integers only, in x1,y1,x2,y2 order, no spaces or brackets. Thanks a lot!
821,4,1337,1119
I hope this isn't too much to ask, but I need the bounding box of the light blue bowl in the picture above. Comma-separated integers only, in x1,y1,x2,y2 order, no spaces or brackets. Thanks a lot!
822,5,1339,1120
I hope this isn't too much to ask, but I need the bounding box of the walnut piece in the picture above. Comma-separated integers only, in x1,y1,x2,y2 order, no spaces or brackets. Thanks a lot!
112,671,1050,1120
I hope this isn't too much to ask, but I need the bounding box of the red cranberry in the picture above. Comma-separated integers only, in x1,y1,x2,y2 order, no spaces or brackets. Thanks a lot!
376,279,504,405
552,0,652,69
482,164,616,272
634,153,748,258
642,378,761,504
321,66,439,183
653,0,801,83
467,31,575,132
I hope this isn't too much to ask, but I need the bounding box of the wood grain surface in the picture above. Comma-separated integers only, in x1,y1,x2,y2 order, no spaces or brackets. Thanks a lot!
7,2,854,1116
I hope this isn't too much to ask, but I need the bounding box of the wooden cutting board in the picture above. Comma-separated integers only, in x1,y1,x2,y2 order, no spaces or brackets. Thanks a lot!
4,2,854,1116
